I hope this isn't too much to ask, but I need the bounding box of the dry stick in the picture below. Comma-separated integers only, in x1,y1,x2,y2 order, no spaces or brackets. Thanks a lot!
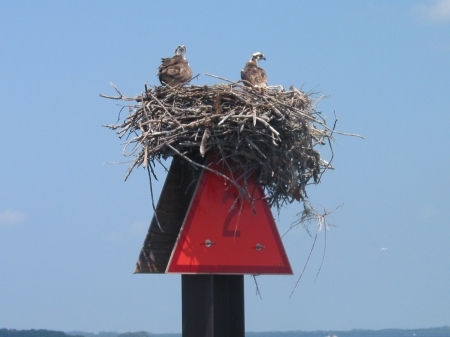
246,137,266,159
143,143,149,168
262,97,284,119
323,127,364,139
252,106,256,126
200,127,211,157
313,204,343,282
218,112,234,125
116,106,127,123
146,89,184,129
252,275,262,299
289,229,319,298
210,129,227,157
154,156,169,173
122,134,147,157
226,91,253,105
265,96,323,124
211,129,240,197
99,82,139,101
164,143,254,206
124,158,140,181
317,118,338,183
204,73,248,90
306,106,362,139
315,217,327,283
226,116,280,137
286,203,344,297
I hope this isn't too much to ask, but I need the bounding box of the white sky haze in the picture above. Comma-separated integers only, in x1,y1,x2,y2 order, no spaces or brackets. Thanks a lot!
416,0,450,22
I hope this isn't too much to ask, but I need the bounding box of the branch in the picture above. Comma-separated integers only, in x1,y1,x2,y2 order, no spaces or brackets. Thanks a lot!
99,82,139,101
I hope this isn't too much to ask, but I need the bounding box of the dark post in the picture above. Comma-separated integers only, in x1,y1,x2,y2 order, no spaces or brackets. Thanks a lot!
182,275,245,337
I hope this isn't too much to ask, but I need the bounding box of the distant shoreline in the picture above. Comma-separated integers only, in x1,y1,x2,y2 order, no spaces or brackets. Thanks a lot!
2,327,450,337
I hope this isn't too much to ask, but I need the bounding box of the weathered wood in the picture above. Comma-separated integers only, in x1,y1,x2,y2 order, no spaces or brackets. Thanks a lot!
134,156,203,273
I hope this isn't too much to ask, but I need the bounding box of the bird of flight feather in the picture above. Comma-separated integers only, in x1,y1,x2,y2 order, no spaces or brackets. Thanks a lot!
241,52,268,87
157,45,193,87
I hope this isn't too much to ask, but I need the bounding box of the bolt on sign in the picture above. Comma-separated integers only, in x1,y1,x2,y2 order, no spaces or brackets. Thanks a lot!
135,155,292,275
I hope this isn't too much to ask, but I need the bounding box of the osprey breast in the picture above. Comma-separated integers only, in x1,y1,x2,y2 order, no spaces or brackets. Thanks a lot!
241,54,268,88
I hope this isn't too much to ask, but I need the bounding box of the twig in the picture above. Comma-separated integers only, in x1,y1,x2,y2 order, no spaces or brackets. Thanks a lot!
164,143,254,209
204,73,248,89
252,275,262,299
99,82,139,101
288,203,343,297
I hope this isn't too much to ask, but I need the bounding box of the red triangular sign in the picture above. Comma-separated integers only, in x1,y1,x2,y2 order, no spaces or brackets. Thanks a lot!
167,157,292,274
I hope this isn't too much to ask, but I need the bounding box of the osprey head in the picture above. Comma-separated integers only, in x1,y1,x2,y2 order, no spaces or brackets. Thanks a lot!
174,45,187,59
251,52,266,62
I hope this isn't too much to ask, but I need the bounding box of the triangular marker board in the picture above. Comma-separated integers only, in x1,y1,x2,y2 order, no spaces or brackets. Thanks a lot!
134,157,203,273
167,156,292,275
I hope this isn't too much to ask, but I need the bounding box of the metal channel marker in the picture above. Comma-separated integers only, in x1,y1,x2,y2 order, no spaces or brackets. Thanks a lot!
134,154,293,337
167,155,292,275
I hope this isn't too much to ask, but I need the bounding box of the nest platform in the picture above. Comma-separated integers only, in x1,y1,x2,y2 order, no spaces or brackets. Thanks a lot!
102,76,343,209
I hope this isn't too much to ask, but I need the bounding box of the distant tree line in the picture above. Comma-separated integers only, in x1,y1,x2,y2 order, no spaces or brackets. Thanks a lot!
3,327,450,337
0,329,82,337
67,332,118,337
0,331,151,337
67,332,151,337
245,326,450,337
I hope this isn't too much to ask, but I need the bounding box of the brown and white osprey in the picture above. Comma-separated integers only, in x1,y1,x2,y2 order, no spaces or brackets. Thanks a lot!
241,52,268,88
157,45,193,87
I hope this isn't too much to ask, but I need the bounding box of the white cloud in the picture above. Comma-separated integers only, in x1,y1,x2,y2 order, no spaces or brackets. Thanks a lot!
416,0,450,22
0,210,27,228
129,220,149,237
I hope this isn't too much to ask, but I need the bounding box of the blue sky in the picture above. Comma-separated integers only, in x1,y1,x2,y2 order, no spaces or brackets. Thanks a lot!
1,0,449,334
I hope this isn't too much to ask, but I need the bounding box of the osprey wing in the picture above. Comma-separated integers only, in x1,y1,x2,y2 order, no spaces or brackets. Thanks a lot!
158,55,192,87
241,63,268,88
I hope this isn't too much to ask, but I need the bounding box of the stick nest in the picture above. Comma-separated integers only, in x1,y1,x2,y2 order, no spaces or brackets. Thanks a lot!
102,76,338,210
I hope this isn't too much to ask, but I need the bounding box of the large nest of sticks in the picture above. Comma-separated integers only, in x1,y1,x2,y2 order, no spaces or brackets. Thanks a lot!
102,75,341,210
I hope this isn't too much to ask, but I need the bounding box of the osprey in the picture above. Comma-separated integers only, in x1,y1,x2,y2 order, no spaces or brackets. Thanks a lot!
157,45,193,87
241,52,268,87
